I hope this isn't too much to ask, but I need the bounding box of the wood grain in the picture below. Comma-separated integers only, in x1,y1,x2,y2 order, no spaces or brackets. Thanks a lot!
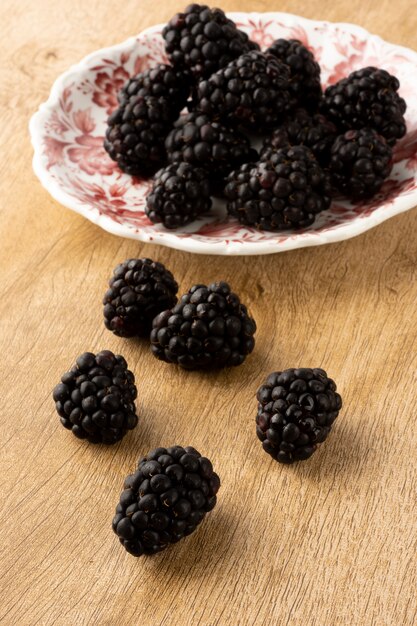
0,1,416,624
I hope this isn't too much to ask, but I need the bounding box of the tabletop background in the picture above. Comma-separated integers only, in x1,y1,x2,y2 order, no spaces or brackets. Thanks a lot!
1,1,416,624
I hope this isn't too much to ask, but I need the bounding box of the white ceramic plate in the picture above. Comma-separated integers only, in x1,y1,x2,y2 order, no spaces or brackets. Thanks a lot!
30,12,417,255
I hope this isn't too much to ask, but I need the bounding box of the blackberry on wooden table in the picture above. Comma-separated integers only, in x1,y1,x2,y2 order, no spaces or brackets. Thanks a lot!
150,281,256,369
112,445,220,556
256,368,342,463
103,258,178,337
53,351,138,444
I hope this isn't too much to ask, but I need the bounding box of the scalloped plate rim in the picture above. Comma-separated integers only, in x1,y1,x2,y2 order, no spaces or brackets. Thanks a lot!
29,11,417,255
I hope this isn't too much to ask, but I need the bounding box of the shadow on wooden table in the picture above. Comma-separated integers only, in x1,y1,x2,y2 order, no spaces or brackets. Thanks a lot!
144,505,243,581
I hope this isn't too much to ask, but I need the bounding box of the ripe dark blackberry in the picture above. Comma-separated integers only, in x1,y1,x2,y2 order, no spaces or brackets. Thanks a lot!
165,112,258,184
329,128,393,200
103,258,178,338
145,162,212,229
117,63,191,108
260,109,337,167
53,351,138,444
197,50,292,131
163,3,259,80
150,281,256,369
225,146,331,231
267,39,322,112
256,368,342,463
104,95,175,176
112,445,220,556
320,66,407,146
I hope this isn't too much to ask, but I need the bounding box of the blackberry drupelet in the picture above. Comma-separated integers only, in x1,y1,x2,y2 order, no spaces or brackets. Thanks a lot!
256,368,342,463
163,3,259,80
103,258,178,338
112,445,220,556
165,112,258,185
329,128,393,200
53,351,138,444
117,63,191,108
104,95,174,176
150,281,256,369
197,50,292,131
225,146,331,231
320,66,407,146
145,162,212,229
267,39,322,112
260,109,337,167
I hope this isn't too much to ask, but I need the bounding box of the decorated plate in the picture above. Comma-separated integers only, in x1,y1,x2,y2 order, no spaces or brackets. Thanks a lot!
30,12,417,255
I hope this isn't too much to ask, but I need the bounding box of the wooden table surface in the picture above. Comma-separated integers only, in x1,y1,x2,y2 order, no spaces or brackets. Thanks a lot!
1,1,416,624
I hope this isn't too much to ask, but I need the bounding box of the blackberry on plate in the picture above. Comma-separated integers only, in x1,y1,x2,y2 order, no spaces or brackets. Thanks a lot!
260,108,337,167
165,112,258,185
320,66,407,146
329,128,393,200
267,39,322,112
145,162,212,229
197,50,292,131
117,63,191,109
112,445,220,556
150,281,256,369
104,95,175,176
53,351,138,444
163,3,259,80
256,368,342,463
103,258,178,338
225,146,331,231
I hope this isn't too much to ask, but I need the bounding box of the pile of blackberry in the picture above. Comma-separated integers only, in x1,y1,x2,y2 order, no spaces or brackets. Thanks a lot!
103,4,407,229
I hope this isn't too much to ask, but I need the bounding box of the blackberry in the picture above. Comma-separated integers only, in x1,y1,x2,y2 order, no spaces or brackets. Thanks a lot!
103,258,178,338
145,162,212,229
267,39,322,112
165,112,258,185
112,445,220,556
197,50,292,131
256,368,342,463
53,351,138,444
329,128,393,200
104,95,174,176
320,66,407,146
260,109,337,167
163,3,259,80
225,146,331,231
117,63,191,108
150,281,256,369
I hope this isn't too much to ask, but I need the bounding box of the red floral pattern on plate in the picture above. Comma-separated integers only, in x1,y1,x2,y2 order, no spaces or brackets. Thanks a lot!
31,13,417,255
